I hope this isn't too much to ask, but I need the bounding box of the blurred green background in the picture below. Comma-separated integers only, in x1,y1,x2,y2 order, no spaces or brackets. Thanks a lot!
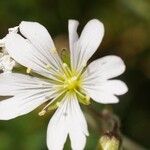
0,0,150,149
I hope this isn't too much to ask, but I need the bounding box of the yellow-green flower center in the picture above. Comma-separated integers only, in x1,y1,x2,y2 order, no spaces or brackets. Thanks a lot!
64,76,78,90
38,62,90,116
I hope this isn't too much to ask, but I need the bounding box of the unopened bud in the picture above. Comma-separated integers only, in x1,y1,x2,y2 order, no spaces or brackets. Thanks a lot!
98,134,120,150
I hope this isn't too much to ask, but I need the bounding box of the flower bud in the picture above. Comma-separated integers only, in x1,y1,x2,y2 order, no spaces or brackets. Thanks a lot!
98,134,120,150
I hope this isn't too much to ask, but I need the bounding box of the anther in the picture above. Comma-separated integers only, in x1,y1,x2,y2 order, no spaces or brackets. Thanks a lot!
26,68,32,74
62,63,68,68
38,110,46,116
85,95,91,105
62,63,72,77
72,76,77,81
56,102,61,107
85,95,90,101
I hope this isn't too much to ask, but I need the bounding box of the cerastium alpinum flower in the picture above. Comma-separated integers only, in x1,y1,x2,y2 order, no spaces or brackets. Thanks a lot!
0,19,128,150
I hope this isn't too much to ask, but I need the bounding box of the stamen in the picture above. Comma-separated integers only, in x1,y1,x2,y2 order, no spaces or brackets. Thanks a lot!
74,89,91,105
62,63,72,77
64,76,78,90
74,89,85,99
45,64,66,82
38,90,66,116
85,95,90,102
38,110,46,116
63,63,67,67
56,102,61,107
26,68,32,74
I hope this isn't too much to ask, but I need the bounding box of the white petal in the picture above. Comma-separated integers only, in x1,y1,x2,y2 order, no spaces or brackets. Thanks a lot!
83,80,128,96
68,20,79,69
47,99,68,150
82,55,127,104
0,73,56,120
8,26,19,33
83,79,128,104
68,95,88,150
0,91,54,120
99,80,128,95
69,131,86,150
83,55,126,82
83,86,119,104
4,33,58,79
19,21,62,69
19,21,55,52
74,19,104,71
68,20,79,51
47,94,88,150
0,73,53,96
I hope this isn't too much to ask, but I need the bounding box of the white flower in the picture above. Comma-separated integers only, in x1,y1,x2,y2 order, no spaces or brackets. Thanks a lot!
0,19,128,150
0,54,15,73
0,39,15,73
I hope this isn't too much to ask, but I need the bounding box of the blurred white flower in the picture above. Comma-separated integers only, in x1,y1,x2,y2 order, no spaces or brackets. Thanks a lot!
0,19,128,150
0,39,15,73
0,53,15,73
0,39,6,54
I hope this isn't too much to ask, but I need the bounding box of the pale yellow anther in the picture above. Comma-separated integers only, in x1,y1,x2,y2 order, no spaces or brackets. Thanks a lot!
85,95,91,105
62,63,73,77
85,95,90,101
63,84,67,88
26,68,31,74
56,102,61,107
38,110,46,116
72,76,77,81
62,63,68,68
